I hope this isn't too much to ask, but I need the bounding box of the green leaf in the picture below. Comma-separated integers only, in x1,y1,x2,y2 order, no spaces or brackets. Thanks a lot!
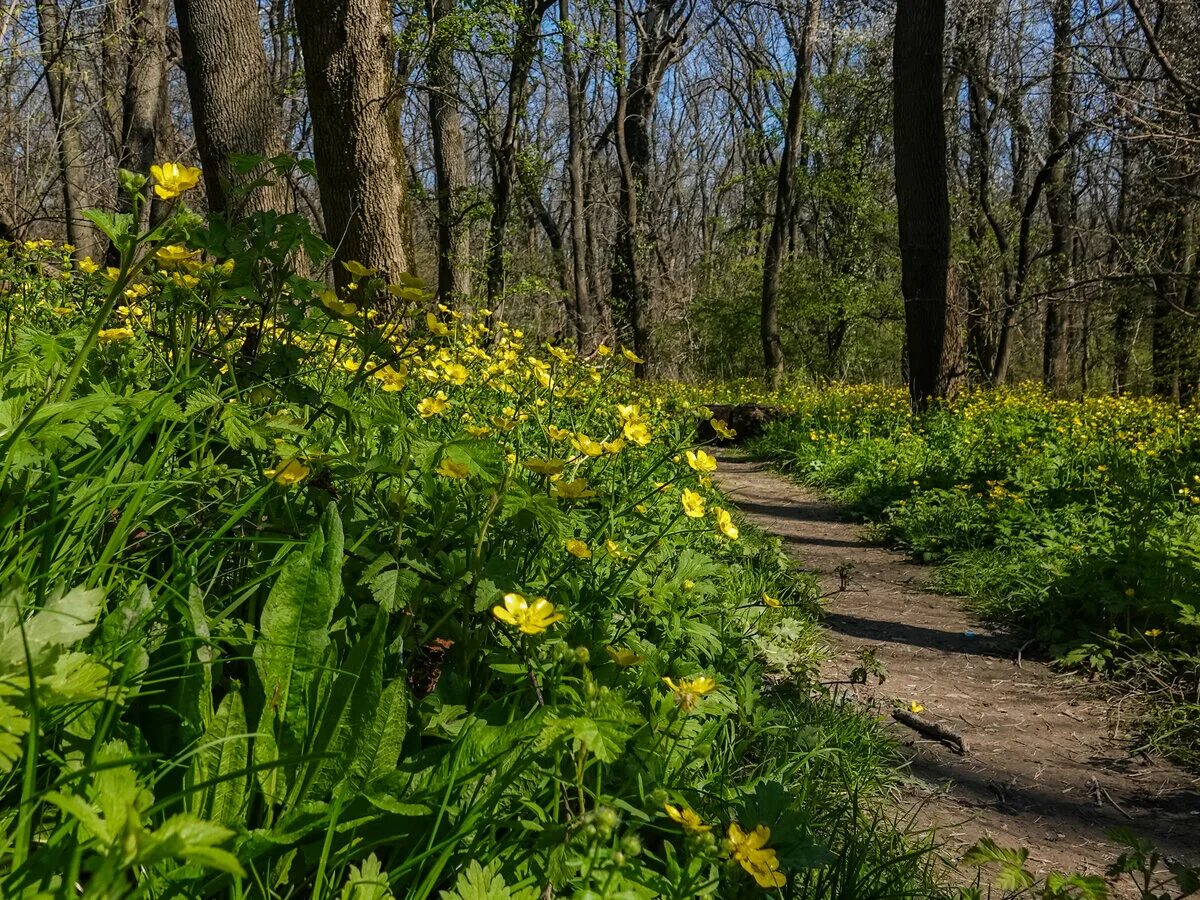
339,676,409,798
302,614,387,801
340,853,395,900
438,860,511,900
253,503,343,751
193,688,249,826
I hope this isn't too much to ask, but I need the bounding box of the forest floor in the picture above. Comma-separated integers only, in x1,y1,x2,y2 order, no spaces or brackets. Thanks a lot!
714,453,1200,894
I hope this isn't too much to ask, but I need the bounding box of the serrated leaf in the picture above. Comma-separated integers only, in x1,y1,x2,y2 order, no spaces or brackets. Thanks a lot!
439,860,511,900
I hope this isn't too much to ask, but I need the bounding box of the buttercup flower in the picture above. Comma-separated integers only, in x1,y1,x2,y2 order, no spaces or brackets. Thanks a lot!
622,347,644,364
523,458,567,476
551,478,596,500
907,700,925,714
572,433,604,457
762,593,781,609
681,488,706,518
710,418,736,440
97,326,135,343
686,449,718,472
714,507,739,540
726,823,786,888
151,162,202,200
417,393,448,418
492,592,563,635
436,457,470,479
606,646,645,667
264,457,310,487
664,803,711,832
663,675,716,711
566,538,592,559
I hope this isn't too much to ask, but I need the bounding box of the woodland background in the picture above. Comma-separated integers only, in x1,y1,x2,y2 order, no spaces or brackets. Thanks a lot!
2,0,1198,398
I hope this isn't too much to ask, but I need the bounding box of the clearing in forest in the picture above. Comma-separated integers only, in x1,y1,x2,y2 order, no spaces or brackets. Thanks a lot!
715,454,1200,889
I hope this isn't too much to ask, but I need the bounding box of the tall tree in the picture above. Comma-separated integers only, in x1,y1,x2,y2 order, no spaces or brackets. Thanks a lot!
295,0,409,281
176,0,292,217
34,0,95,258
761,0,820,389
1042,0,1074,395
427,0,472,303
611,0,692,374
559,0,595,349
893,0,960,410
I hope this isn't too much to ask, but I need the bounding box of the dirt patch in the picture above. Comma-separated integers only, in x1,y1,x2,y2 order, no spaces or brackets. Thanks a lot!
715,454,1199,892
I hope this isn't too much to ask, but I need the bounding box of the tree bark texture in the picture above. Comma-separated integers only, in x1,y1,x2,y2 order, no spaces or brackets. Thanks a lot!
177,0,293,218
1042,0,1074,396
34,0,96,259
295,0,409,282
428,0,472,303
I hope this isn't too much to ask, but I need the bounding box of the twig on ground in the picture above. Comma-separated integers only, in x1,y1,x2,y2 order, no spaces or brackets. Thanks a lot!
892,708,970,754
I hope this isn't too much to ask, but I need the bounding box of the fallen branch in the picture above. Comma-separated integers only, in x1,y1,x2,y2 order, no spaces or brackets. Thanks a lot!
892,709,969,755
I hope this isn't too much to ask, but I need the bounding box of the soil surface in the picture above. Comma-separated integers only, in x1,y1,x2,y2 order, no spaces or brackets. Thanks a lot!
714,454,1199,893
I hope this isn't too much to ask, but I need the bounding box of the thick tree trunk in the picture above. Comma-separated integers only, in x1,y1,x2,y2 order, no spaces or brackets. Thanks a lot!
295,0,409,282
560,0,594,349
893,0,960,411
177,0,292,217
761,0,820,390
1042,0,1073,396
428,0,472,303
34,0,95,259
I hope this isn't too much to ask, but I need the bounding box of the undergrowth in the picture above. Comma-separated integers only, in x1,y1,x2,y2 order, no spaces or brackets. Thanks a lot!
0,172,954,897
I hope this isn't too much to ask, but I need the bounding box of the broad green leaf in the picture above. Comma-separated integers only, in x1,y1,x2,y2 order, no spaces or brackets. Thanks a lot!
253,503,343,750
193,688,249,826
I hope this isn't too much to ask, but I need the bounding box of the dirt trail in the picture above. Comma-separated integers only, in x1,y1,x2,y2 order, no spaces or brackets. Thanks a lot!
715,454,1199,890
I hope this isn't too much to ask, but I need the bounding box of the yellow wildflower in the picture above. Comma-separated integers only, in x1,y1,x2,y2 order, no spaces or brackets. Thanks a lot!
150,161,202,200
77,257,99,274
155,244,201,269
425,311,450,337
686,449,718,472
1144,628,1163,638
596,343,612,356
320,289,357,317
97,326,135,343
710,418,736,440
417,393,448,418
726,823,786,888
550,478,596,500
566,538,592,559
622,347,644,364
523,457,567,476
572,433,604,457
714,508,739,540
606,646,645,667
762,593,781,609
492,592,563,635
663,803,710,833
907,700,924,714
623,420,652,446
547,425,571,441
435,457,470,479
663,675,717,711
264,457,310,487
681,488,706,518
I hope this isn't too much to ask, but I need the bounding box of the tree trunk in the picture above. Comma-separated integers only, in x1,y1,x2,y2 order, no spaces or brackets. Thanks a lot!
893,0,960,411
294,0,409,283
560,0,594,349
34,0,96,259
177,0,293,217
1042,0,1073,396
761,0,820,390
116,0,169,204
483,0,546,308
428,0,472,303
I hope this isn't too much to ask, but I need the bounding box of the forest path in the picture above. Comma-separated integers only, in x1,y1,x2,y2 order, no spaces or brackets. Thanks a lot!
714,453,1199,893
